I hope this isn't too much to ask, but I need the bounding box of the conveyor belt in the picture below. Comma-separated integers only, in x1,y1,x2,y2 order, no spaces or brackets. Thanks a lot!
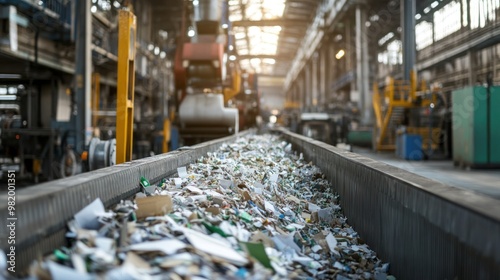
2,128,500,279
0,131,253,274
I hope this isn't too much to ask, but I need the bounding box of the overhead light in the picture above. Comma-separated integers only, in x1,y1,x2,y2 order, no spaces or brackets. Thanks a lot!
91,5,97,13
113,1,120,8
335,49,345,60
269,115,277,124
263,58,275,65
222,23,229,29
148,44,154,51
0,95,17,101
193,0,199,6
229,55,237,61
160,51,166,59
229,45,234,51
154,47,160,55
423,7,431,14
415,14,421,20
0,74,21,79
188,29,195,37
245,89,252,94
430,1,439,8
7,87,17,94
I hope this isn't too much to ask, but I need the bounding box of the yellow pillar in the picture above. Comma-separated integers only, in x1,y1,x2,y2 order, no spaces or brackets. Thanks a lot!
116,10,136,164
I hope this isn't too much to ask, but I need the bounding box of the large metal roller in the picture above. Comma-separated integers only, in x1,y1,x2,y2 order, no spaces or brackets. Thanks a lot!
179,93,238,132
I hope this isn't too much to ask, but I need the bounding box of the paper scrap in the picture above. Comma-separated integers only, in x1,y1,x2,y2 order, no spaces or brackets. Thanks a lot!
206,207,220,215
74,198,106,230
311,244,323,253
186,185,203,194
48,261,92,280
123,252,151,270
269,173,279,183
182,227,248,266
272,234,301,254
174,178,182,188
177,166,188,178
219,179,233,189
301,212,311,220
326,233,338,253
286,195,301,204
130,239,186,255
308,203,321,212
135,195,173,219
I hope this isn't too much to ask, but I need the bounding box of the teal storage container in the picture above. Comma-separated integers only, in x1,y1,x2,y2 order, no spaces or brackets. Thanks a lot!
452,86,500,167
490,87,500,163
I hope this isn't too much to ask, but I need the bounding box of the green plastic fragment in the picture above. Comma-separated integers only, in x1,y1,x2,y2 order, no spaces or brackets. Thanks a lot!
130,212,137,222
54,249,70,261
239,211,252,223
240,242,273,270
285,225,296,232
202,221,229,237
140,176,151,188
157,178,167,187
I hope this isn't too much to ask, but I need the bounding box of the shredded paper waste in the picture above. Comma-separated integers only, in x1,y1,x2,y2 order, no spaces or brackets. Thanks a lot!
6,134,394,279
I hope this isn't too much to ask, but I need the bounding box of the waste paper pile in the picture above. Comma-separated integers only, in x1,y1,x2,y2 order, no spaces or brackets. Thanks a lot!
14,134,394,279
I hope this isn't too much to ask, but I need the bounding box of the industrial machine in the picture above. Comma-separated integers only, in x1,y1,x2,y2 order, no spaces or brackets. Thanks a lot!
0,2,138,182
372,72,446,158
174,0,239,144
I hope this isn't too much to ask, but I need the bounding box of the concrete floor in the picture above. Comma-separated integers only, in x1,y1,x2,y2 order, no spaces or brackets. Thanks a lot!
353,148,500,199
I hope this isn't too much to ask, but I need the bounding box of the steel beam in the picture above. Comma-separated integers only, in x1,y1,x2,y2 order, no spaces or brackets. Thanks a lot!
238,54,293,60
284,0,349,92
401,0,416,80
232,19,309,27
74,0,92,154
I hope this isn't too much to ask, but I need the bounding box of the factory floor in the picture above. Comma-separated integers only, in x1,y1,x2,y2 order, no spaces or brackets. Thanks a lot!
353,148,500,200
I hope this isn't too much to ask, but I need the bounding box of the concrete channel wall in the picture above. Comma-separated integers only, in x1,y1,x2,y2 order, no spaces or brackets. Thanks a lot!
279,128,500,280
0,131,251,274
2,129,500,278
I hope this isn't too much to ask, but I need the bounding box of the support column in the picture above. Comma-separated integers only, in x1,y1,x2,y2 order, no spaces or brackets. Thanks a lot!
402,0,416,80
74,0,92,153
299,72,306,110
312,54,318,108
356,5,371,125
468,50,477,85
320,45,327,108
305,64,312,109
328,41,335,104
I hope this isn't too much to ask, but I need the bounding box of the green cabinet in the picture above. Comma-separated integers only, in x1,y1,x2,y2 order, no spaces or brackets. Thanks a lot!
452,86,500,167
490,87,500,163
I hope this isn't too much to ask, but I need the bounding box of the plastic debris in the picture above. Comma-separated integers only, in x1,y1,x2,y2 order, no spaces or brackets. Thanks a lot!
20,134,394,279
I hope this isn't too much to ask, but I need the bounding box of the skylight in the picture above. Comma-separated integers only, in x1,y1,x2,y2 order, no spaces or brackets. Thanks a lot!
229,0,286,74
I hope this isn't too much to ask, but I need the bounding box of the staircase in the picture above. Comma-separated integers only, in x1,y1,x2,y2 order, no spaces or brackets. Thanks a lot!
372,77,415,151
